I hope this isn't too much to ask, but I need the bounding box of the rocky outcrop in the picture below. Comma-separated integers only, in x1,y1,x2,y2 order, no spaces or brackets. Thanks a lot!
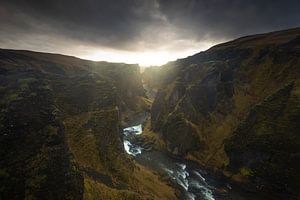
225,82,300,196
0,49,172,199
0,69,83,199
146,28,300,197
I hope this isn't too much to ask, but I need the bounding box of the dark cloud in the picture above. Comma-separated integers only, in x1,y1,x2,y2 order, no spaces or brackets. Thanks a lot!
157,0,300,40
0,0,299,56
0,0,166,50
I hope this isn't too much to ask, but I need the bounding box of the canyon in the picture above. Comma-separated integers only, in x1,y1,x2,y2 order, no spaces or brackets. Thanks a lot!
0,27,299,199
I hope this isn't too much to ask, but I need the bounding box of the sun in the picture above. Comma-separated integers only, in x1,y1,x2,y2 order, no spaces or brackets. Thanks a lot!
81,50,173,66
79,47,210,67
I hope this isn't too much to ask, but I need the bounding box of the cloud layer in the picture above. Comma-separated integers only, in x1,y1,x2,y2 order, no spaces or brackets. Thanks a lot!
0,0,299,65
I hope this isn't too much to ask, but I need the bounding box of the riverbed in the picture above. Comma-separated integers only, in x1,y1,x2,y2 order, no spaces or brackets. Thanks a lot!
123,122,265,200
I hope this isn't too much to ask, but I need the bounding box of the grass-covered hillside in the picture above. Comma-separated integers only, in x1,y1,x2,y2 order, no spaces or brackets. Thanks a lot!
145,28,300,197
0,50,176,200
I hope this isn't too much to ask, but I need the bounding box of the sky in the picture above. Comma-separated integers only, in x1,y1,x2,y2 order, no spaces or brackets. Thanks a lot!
0,0,300,66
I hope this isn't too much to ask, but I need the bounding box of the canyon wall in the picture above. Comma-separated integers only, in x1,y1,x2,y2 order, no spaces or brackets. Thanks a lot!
0,49,175,200
146,28,300,197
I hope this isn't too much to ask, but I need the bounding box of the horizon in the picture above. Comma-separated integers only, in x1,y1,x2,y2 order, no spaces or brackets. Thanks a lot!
2,26,299,67
0,40,216,67
1,0,300,66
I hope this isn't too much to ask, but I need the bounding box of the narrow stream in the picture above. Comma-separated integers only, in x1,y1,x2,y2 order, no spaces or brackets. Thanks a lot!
123,123,265,200
123,124,143,156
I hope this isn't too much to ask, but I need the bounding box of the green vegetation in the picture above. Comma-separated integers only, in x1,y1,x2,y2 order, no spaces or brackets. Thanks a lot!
145,28,300,197
1,28,299,199
0,48,175,199
18,77,38,90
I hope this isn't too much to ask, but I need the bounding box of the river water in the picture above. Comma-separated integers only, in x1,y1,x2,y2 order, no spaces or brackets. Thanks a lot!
123,123,265,200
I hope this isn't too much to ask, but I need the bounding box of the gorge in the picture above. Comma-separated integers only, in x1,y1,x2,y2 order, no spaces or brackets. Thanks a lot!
0,27,299,200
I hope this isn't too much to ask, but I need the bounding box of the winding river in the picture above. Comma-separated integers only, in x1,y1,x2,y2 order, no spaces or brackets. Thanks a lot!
123,122,265,200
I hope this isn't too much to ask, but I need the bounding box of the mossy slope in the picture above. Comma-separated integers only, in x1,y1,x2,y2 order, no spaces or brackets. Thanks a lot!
0,49,176,199
146,28,300,197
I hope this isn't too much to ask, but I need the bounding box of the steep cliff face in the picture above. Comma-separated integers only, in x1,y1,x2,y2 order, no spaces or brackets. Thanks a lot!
225,82,300,195
0,60,84,199
0,49,176,200
147,28,300,196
